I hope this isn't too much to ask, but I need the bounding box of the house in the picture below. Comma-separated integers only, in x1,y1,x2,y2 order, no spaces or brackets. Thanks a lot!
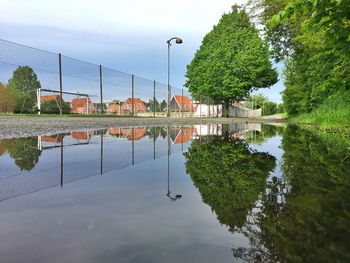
170,96,193,112
121,98,146,114
40,95,64,104
93,103,107,113
71,97,96,114
107,103,122,115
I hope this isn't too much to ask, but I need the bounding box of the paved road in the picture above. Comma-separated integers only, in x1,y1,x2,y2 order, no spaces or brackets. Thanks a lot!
0,116,286,139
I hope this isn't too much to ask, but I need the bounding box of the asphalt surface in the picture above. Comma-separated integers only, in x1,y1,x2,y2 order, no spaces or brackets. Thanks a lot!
0,116,286,139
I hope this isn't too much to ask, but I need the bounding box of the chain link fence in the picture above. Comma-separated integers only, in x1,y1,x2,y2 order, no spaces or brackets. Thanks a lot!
0,39,222,117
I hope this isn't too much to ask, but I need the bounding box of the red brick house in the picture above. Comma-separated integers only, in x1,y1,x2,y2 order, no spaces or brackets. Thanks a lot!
71,98,96,114
121,98,146,114
107,103,122,115
170,96,193,112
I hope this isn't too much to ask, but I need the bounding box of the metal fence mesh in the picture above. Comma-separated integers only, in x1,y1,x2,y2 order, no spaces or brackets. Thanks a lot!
0,38,222,116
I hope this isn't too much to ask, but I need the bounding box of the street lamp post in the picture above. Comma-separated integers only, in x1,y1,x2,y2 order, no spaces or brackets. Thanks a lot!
167,37,183,117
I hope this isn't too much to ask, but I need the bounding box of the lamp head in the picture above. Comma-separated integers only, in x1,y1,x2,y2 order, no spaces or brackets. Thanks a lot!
175,38,183,44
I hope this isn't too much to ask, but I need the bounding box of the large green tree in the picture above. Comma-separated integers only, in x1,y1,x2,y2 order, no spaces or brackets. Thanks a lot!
8,66,41,113
185,6,278,116
250,0,350,115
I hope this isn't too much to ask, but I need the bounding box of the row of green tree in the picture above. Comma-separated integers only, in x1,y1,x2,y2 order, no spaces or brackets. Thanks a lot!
248,0,350,115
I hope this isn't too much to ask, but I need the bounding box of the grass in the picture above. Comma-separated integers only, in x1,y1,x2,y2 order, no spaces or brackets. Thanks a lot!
290,90,350,134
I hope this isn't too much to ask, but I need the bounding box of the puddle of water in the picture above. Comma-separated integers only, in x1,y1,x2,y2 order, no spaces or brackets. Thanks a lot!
0,123,349,263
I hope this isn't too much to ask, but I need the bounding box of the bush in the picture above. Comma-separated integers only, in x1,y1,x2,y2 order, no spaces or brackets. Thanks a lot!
41,100,71,114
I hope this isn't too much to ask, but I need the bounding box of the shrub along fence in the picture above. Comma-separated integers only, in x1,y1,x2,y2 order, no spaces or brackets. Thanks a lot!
0,39,222,117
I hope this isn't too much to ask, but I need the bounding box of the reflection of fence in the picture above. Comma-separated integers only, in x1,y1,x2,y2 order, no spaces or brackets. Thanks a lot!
0,124,265,202
0,38,219,116
0,126,196,201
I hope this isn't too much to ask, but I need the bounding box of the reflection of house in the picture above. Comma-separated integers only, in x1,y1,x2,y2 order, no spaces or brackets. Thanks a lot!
107,103,122,115
71,131,91,141
41,135,64,143
193,124,222,137
170,96,193,112
0,146,7,156
108,128,122,136
121,128,147,141
121,98,146,114
170,127,194,144
71,98,96,114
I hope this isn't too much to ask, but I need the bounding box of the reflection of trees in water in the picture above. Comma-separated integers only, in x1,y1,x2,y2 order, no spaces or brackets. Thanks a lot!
185,126,350,262
243,124,285,145
184,136,276,230
257,125,350,262
7,137,42,171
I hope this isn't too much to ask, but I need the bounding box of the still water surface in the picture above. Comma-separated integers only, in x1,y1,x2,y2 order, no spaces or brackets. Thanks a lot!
0,124,349,262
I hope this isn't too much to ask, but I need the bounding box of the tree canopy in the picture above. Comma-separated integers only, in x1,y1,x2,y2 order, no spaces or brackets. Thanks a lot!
8,66,41,113
184,6,278,110
249,0,350,115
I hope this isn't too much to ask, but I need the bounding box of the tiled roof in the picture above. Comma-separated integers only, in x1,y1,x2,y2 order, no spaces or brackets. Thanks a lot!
173,96,193,111
71,98,91,108
107,103,121,113
41,95,64,103
124,98,146,111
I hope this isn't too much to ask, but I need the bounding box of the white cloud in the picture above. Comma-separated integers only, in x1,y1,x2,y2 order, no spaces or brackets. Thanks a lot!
0,0,284,102
0,0,247,34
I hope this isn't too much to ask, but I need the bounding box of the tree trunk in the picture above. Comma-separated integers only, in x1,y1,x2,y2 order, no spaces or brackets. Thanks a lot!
223,100,230,118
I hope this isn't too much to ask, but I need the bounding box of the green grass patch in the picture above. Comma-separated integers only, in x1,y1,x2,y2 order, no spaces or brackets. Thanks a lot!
290,90,350,134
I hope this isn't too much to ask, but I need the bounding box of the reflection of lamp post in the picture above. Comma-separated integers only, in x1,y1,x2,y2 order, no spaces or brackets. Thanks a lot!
166,126,182,201
167,37,183,117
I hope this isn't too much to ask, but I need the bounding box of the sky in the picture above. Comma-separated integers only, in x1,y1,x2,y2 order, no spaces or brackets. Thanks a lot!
0,0,284,102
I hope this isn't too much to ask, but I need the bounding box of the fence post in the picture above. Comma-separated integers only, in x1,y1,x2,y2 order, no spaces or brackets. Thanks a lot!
131,74,135,116
99,65,103,115
58,53,63,115
153,80,156,117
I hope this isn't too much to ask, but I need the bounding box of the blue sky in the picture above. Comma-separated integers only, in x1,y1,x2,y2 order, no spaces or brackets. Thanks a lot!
0,0,284,102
